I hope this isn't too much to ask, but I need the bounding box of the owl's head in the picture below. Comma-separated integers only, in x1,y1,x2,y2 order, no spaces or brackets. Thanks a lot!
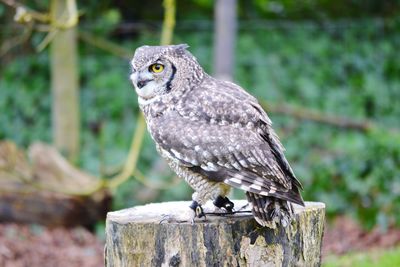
130,44,203,103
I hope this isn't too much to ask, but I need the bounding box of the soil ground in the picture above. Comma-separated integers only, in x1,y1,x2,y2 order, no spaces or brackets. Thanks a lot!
0,224,103,267
322,216,400,256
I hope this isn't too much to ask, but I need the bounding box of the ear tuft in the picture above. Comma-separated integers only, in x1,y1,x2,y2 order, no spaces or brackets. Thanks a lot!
176,43,189,50
173,44,189,56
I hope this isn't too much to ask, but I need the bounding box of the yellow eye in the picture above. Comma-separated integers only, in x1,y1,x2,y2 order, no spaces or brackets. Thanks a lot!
150,63,164,73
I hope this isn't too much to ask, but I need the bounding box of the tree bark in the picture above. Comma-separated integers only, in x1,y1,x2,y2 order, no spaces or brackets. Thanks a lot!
50,0,80,162
105,200,325,267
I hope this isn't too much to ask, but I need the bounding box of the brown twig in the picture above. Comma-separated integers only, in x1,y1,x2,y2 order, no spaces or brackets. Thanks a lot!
1,0,50,24
260,100,398,133
107,114,147,190
78,31,132,60
0,22,33,56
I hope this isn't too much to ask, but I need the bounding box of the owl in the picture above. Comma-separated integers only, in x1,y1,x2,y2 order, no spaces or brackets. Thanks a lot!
130,44,304,227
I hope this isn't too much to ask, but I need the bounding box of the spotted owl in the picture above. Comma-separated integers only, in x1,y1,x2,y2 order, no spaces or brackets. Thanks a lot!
129,44,304,227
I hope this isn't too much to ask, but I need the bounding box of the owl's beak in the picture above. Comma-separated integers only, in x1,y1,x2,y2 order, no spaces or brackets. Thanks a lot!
130,71,153,90
137,79,151,89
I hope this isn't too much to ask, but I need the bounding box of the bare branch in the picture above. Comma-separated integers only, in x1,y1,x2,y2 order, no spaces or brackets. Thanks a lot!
261,100,372,131
260,100,399,134
78,31,132,59
0,22,33,56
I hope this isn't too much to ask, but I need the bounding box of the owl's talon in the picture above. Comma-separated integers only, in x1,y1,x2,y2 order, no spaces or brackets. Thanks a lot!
159,214,171,224
213,196,235,213
189,200,205,219
196,206,205,218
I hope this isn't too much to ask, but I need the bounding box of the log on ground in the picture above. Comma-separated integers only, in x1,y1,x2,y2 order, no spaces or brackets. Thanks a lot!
0,141,111,227
105,200,325,267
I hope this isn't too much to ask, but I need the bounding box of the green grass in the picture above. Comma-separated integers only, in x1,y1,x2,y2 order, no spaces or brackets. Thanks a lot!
323,247,400,267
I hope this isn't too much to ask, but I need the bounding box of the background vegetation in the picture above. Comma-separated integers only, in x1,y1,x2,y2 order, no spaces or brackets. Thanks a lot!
1,0,399,230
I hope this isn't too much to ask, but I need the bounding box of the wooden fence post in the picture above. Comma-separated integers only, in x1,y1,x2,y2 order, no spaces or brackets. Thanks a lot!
105,200,325,266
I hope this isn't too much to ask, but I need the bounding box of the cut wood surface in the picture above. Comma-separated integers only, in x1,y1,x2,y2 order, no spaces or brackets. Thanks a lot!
105,200,325,267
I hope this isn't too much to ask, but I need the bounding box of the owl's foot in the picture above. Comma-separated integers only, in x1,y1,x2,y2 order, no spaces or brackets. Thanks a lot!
189,200,206,221
213,195,234,213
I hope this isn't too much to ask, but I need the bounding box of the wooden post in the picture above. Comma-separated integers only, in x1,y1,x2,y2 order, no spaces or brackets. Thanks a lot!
213,0,237,81
105,200,325,266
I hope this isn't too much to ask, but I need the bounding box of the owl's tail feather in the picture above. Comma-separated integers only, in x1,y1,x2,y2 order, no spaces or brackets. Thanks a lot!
245,192,293,228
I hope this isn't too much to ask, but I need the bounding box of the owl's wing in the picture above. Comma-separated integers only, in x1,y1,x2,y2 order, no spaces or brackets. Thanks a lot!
151,104,303,205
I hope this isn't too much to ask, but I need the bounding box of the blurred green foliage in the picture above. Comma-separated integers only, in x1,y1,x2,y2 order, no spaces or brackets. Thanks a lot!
232,19,400,229
1,2,400,228
323,246,400,267
186,0,399,19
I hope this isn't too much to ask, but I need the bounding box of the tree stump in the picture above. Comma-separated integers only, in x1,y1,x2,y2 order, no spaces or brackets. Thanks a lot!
105,200,325,267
